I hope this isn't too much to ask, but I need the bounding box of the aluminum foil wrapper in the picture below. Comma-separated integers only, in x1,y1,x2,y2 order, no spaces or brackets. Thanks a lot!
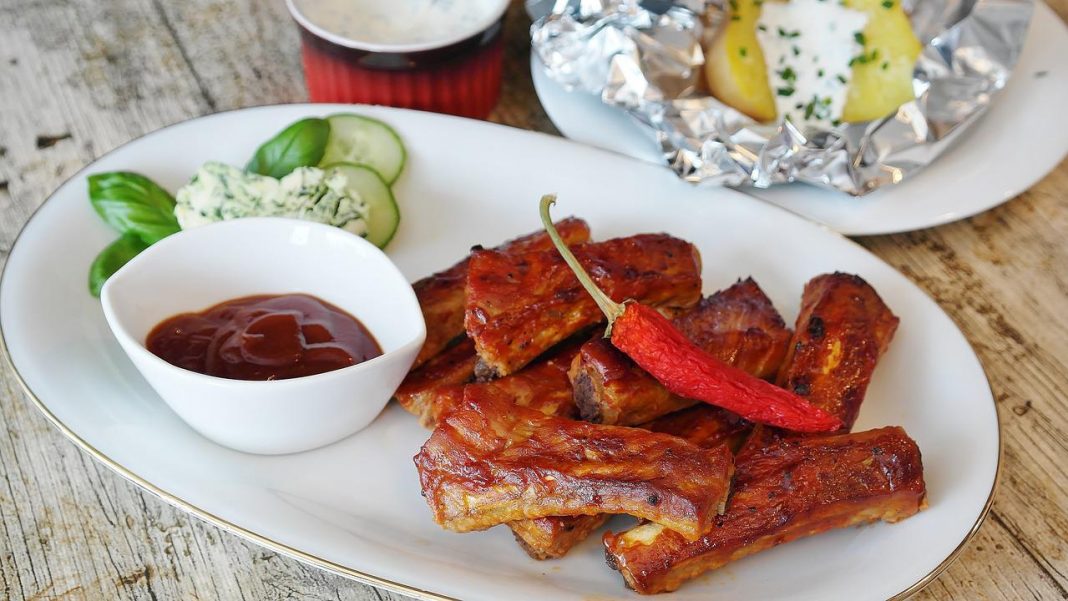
529,0,1034,195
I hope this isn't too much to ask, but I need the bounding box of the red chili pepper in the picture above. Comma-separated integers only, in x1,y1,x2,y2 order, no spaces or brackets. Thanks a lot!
539,195,842,433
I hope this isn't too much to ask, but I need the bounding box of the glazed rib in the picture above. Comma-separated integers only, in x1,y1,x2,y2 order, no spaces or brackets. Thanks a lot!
412,218,590,368
512,403,751,560
509,514,612,560
640,404,751,454
603,426,927,594
465,234,702,378
739,272,901,455
415,342,582,429
570,278,791,426
415,386,734,540
394,339,478,427
399,342,593,558
775,272,899,431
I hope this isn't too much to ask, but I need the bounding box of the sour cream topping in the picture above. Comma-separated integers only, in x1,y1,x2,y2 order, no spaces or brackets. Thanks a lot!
756,0,869,127
294,0,504,47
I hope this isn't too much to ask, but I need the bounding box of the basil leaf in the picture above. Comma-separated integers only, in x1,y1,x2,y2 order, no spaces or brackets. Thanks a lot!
245,118,330,178
88,234,152,297
89,172,181,244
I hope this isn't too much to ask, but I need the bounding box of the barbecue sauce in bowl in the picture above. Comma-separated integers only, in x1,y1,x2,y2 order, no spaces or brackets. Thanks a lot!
146,294,381,381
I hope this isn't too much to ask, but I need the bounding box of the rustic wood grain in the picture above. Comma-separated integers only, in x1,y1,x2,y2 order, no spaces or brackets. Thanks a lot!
0,1,1065,600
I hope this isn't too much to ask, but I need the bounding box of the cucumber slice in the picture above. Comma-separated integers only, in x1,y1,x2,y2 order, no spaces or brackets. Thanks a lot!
324,162,400,249
320,114,406,184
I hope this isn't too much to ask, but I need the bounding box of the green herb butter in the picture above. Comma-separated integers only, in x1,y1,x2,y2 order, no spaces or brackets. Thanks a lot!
174,162,369,236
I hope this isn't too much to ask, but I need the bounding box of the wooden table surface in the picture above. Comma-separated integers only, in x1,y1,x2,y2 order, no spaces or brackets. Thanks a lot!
1,1,1065,599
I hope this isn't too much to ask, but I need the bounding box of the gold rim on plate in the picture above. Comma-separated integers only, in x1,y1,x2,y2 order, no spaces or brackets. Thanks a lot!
0,104,1003,601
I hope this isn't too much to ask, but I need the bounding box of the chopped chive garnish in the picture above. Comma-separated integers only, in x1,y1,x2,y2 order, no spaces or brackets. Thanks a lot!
854,32,866,45
849,49,880,66
740,46,748,56
836,74,848,84
882,0,894,7
818,68,825,77
777,87,796,97
881,60,889,70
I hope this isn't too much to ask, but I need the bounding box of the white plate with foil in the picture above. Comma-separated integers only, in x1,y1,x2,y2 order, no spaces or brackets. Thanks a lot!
1,104,998,600
531,1,1068,236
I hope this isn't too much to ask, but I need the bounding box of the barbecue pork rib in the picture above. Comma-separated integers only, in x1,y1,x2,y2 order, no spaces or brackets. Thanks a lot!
413,342,581,429
641,404,751,454
511,403,752,559
399,341,593,558
412,218,590,368
394,339,478,427
415,386,734,541
570,278,791,426
737,272,901,453
775,272,899,431
509,514,612,560
465,234,702,378
603,426,926,594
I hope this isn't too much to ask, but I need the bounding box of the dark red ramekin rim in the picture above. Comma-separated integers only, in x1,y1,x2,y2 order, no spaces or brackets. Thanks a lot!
299,34,504,119
285,1,509,118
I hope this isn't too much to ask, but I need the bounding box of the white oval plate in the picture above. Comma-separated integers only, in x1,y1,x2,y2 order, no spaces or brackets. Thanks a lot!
1,104,998,601
531,2,1068,236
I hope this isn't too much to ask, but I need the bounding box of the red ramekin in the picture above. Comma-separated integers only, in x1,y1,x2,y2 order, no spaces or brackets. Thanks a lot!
285,0,509,119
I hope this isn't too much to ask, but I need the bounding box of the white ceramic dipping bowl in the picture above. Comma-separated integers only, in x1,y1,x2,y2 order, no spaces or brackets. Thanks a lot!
100,217,426,455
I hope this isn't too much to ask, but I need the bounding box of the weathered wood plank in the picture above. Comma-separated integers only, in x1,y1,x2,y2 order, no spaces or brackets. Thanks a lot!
1,0,1066,600
151,0,306,110
914,511,1067,600
0,0,207,246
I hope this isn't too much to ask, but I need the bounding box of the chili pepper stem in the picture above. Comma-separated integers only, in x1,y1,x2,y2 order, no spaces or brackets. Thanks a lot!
539,195,626,327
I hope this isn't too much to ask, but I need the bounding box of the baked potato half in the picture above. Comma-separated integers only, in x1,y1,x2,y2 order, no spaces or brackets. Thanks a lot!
705,0,921,124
